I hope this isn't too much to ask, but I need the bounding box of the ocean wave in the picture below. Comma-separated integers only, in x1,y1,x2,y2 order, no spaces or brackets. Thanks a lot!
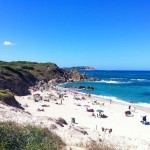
58,85,150,109
134,103,150,109
90,94,150,109
94,95,130,103
95,80,131,84
110,78,124,80
131,79,149,81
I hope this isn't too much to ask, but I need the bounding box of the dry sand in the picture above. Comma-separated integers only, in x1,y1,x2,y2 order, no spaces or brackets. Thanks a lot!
4,87,150,150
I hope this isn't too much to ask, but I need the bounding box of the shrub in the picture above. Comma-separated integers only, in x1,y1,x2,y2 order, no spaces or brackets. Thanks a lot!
85,140,115,150
0,122,66,150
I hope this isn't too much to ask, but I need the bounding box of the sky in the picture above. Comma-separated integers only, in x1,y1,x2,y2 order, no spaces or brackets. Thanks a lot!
0,0,150,70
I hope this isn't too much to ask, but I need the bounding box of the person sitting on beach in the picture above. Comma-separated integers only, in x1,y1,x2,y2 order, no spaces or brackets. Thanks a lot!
41,104,50,107
100,103,105,107
24,103,28,107
125,110,134,117
92,112,96,118
81,95,86,100
97,112,102,118
35,99,39,102
44,99,50,102
93,100,97,105
37,108,44,111
100,114,108,118
125,110,131,116
141,116,147,124
86,107,94,112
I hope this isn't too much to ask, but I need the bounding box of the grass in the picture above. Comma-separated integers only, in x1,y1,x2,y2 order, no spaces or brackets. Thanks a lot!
0,90,13,98
0,122,66,150
85,140,116,150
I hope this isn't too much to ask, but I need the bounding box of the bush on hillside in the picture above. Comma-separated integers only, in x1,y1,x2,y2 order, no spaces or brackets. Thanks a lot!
0,122,65,150
0,90,24,109
85,140,116,150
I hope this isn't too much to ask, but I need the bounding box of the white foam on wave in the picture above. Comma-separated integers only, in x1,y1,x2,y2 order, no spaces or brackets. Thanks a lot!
92,94,130,104
58,84,150,109
95,80,131,84
110,78,124,80
134,103,150,109
131,79,149,81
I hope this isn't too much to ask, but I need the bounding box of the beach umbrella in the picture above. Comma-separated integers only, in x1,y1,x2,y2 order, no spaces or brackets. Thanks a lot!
96,109,104,112
84,105,90,107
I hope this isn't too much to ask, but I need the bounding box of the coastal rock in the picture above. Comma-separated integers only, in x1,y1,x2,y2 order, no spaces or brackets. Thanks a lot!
69,68,87,81
64,85,94,90
86,86,94,90
78,86,86,89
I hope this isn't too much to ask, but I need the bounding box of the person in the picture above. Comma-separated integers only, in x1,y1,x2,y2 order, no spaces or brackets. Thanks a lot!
97,112,102,118
24,103,28,107
110,99,112,104
125,111,131,116
133,107,136,112
88,93,91,98
92,112,96,118
37,108,44,111
60,98,63,104
129,105,131,110
142,116,147,123
81,94,85,100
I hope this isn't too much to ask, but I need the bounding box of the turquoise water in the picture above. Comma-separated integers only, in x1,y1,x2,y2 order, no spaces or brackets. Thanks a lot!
62,70,150,108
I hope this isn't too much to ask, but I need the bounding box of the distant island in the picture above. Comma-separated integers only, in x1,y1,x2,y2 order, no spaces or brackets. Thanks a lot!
63,66,95,71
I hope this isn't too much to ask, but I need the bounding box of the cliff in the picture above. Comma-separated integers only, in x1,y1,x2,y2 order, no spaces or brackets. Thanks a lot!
0,61,86,96
69,68,87,81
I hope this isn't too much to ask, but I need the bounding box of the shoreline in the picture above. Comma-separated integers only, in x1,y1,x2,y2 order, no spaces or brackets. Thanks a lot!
58,83,150,113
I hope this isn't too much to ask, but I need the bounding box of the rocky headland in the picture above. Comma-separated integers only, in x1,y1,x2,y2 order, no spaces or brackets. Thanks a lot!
0,61,87,96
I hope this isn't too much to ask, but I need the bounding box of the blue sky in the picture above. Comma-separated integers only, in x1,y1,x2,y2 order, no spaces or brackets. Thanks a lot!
0,0,150,70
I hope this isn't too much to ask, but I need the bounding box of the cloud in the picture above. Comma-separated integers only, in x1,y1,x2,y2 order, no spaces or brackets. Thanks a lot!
3,41,15,46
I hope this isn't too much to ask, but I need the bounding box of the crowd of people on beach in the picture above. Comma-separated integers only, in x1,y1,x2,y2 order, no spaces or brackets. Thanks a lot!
25,80,150,126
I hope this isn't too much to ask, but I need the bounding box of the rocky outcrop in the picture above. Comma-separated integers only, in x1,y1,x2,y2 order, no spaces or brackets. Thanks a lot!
64,85,94,90
69,68,87,81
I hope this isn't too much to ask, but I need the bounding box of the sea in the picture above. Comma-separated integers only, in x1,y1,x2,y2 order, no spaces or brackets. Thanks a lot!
61,70,150,108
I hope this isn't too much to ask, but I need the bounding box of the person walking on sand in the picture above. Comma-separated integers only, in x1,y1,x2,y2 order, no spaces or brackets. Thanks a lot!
129,105,131,110
110,99,112,104
60,98,63,105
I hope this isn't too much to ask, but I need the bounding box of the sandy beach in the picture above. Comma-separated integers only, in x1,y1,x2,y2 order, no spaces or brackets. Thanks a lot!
13,87,150,150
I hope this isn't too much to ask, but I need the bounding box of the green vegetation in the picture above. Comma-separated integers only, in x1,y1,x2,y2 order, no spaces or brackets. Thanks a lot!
0,90,24,109
0,61,67,81
0,61,69,95
0,90,14,103
85,140,116,150
0,122,65,150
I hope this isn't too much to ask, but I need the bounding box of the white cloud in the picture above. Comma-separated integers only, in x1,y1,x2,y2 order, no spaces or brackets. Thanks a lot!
3,41,15,46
